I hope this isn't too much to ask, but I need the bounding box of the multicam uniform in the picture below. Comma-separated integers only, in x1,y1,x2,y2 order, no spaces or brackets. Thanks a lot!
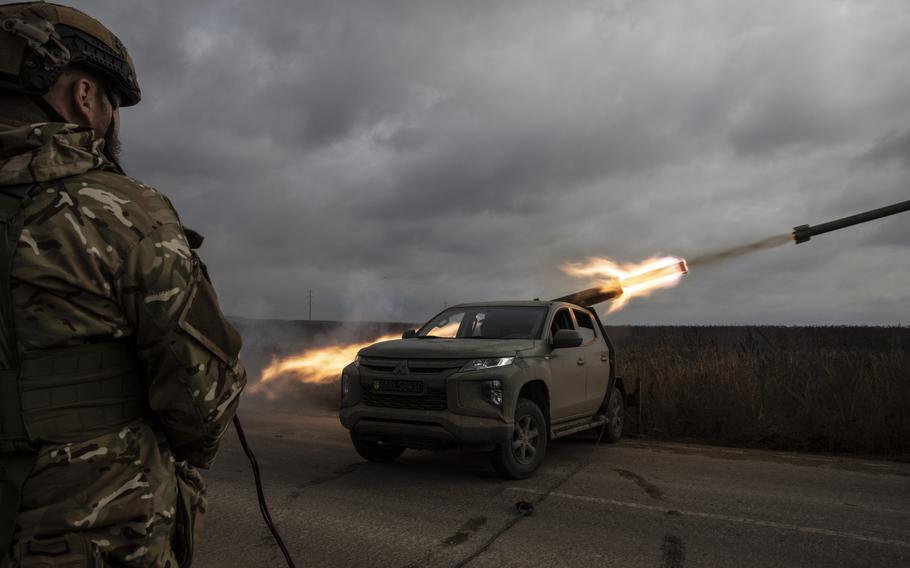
0,97,246,566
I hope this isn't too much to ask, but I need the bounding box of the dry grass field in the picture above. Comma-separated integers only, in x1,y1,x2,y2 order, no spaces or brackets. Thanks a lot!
235,318,909,458
608,326,910,457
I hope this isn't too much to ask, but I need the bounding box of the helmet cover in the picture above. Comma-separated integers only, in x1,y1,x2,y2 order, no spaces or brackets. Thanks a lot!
0,1,140,106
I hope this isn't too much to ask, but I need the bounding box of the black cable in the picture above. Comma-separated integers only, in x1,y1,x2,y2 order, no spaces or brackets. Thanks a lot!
596,419,607,445
232,416,297,568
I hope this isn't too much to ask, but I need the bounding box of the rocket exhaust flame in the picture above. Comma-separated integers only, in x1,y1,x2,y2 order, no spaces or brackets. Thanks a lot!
620,260,689,288
558,256,688,313
255,333,400,389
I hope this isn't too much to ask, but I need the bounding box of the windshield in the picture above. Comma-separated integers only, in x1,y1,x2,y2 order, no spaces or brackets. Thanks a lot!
418,306,548,339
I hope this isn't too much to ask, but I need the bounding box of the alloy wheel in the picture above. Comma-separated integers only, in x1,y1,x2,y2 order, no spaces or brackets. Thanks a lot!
512,415,540,465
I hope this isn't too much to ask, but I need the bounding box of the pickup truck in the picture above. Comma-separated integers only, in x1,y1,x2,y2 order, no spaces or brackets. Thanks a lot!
338,301,627,478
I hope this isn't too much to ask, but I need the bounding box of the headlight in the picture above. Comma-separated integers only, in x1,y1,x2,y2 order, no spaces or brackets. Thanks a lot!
461,357,514,372
482,379,504,407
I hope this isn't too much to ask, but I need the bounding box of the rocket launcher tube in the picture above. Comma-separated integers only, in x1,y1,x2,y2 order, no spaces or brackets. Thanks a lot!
793,199,910,244
552,281,623,307
553,260,688,307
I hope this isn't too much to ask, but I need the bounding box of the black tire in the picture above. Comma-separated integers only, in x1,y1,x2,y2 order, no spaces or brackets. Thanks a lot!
492,398,548,479
351,433,405,462
603,386,625,443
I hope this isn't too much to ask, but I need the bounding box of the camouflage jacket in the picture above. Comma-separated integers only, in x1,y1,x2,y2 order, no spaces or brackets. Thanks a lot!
0,98,246,567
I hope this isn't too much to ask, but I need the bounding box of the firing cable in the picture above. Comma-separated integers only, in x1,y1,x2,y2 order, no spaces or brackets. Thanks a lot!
232,416,298,568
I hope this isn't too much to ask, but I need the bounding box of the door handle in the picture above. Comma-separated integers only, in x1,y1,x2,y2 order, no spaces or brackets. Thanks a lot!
600,354,608,362
577,358,585,366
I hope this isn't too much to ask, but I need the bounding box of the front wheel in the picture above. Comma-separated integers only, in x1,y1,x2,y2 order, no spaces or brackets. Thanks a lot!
492,398,548,479
351,433,405,462
603,386,625,443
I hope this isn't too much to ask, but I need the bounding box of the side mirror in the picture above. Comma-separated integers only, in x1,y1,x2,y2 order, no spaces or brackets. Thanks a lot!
552,329,583,349
402,329,417,339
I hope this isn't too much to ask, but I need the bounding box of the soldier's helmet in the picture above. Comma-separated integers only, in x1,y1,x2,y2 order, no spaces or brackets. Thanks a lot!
0,1,140,106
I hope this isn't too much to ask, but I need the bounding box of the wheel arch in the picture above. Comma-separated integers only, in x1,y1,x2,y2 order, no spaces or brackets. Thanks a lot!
597,375,628,415
518,380,551,437
612,376,627,398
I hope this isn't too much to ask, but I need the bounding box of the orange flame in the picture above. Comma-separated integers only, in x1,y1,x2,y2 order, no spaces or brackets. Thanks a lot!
256,333,400,388
563,255,688,313
425,320,460,337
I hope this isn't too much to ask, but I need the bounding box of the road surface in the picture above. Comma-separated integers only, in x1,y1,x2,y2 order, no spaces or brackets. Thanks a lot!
196,411,910,567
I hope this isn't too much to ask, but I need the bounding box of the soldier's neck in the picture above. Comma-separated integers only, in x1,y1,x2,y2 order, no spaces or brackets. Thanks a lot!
0,93,65,125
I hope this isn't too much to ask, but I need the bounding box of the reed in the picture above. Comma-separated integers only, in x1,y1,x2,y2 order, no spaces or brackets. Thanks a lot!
611,326,910,456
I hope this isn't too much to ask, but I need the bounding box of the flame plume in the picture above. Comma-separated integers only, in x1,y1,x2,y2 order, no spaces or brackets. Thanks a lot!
256,333,400,388
562,255,688,313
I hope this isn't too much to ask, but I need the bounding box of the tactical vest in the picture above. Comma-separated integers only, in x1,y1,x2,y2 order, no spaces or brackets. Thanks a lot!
0,183,148,565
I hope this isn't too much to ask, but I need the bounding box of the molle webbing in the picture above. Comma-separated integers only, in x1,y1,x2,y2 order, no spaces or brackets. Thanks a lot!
5,339,148,448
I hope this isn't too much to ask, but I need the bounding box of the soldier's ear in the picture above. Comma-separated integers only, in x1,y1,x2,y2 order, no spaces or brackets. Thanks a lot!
69,77,97,126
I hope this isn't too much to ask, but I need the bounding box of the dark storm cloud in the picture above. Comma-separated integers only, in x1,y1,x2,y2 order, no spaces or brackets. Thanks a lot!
68,0,910,324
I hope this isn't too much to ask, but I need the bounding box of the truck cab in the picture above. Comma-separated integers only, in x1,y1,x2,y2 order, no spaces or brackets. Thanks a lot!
339,301,625,478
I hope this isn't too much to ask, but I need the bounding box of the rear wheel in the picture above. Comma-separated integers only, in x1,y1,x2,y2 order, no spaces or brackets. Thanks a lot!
492,398,548,479
603,386,625,443
351,433,405,462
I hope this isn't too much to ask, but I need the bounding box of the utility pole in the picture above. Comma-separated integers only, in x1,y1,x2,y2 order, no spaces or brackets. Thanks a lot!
308,289,313,320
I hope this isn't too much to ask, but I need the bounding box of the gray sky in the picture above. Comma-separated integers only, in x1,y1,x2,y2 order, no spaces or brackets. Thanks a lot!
71,0,909,325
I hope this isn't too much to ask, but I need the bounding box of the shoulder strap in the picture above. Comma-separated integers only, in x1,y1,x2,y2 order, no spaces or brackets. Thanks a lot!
0,184,34,567
0,185,31,444
0,184,31,370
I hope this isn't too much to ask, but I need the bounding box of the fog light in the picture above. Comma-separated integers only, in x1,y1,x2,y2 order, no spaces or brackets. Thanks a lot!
341,374,351,399
483,379,503,407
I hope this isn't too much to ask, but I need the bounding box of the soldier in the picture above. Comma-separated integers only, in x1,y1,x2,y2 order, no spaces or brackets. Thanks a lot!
0,2,246,566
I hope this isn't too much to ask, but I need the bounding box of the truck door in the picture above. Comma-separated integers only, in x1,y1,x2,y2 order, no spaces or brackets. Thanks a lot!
546,307,589,422
573,308,609,414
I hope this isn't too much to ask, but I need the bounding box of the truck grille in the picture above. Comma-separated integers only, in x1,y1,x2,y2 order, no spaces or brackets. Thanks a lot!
362,389,447,411
359,357,465,375
358,358,460,411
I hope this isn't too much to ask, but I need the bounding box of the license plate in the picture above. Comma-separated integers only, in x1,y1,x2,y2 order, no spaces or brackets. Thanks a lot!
373,379,423,394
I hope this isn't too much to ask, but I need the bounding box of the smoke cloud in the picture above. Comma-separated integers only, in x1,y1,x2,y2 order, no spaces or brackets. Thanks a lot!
687,234,793,269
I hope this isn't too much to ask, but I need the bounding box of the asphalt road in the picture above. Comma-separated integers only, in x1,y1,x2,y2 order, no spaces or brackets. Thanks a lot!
196,411,910,568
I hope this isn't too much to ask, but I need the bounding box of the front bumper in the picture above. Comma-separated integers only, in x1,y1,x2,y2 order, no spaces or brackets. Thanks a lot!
340,404,512,450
